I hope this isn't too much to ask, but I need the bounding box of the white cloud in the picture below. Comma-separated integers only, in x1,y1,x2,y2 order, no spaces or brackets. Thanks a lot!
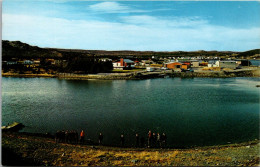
88,2,145,13
121,15,208,28
2,13,260,51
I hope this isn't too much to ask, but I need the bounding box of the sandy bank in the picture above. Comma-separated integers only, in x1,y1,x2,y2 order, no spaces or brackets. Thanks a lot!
2,132,259,166
2,73,56,78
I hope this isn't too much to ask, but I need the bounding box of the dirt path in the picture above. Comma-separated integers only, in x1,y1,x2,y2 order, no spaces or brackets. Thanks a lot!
2,132,259,166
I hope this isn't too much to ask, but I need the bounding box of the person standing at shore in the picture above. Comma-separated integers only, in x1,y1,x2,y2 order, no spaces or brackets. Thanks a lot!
161,133,167,148
65,130,69,143
152,132,156,148
98,133,103,145
80,130,85,144
75,130,79,144
148,130,152,148
120,134,125,147
135,133,139,147
157,133,161,148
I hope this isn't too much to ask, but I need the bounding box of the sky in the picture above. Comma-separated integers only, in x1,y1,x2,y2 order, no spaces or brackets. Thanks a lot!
2,0,260,51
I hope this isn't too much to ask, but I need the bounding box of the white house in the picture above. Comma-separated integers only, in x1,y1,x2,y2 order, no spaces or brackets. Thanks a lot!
146,67,155,72
113,58,135,70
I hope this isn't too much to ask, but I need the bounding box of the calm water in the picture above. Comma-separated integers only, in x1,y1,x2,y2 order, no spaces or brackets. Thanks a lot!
2,77,259,147
250,60,260,66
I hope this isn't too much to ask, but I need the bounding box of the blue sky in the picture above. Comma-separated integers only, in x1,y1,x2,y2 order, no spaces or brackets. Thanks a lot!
2,1,260,51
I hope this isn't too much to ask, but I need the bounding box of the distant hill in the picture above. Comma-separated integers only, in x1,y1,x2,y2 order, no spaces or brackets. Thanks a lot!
2,40,91,60
237,49,260,58
2,40,259,60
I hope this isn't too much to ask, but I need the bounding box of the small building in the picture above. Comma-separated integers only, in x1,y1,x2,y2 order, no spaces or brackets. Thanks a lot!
181,64,188,69
146,67,155,72
216,61,238,69
100,58,112,62
191,61,200,67
113,58,135,70
141,60,155,67
23,60,34,65
6,61,17,65
164,62,188,70
208,63,218,68
181,62,191,69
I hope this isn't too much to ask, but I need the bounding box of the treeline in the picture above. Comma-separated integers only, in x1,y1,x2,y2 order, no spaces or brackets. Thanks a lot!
2,58,113,74
64,58,113,74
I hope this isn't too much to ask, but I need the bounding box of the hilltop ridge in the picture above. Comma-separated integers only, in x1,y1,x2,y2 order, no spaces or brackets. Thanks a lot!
3,40,259,60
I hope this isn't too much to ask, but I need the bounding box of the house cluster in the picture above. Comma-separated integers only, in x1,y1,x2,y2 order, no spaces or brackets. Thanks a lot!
3,56,251,74
3,58,68,67
112,58,135,70
2,58,68,74
3,59,40,66
112,58,249,72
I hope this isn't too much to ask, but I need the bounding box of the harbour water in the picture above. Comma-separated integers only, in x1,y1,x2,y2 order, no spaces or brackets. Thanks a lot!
2,77,259,147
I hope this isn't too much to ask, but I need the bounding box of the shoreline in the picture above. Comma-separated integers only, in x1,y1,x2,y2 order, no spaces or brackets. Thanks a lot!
2,68,260,80
2,131,259,166
8,131,260,149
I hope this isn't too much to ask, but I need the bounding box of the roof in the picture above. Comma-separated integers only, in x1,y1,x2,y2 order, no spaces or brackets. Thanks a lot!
123,59,134,63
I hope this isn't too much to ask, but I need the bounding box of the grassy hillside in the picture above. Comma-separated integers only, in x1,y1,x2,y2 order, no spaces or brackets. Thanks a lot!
237,49,260,58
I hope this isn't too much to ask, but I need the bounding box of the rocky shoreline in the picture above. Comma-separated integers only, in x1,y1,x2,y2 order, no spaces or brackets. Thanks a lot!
2,68,260,80
2,132,259,166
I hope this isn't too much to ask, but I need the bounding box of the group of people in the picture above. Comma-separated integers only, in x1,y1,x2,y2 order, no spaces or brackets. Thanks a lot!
147,131,167,148
55,130,78,144
55,130,104,145
120,131,167,148
55,130,167,148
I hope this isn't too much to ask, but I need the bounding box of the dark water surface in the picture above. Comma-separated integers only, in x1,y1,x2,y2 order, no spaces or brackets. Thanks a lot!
2,77,259,147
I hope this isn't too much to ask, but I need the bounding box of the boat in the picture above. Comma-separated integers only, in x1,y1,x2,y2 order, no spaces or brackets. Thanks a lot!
2,122,25,132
